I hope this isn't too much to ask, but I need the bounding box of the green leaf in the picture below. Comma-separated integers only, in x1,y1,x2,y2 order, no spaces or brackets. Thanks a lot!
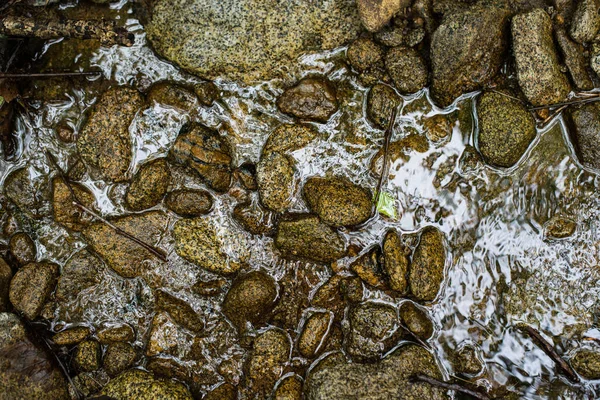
0,96,4,108
375,191,397,219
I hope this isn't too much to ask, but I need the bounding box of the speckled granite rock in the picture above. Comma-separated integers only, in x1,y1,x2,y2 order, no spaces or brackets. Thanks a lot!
9,262,59,320
101,369,193,400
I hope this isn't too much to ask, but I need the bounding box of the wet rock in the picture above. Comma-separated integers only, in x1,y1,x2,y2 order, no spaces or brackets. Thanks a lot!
385,46,428,94
0,259,12,312
147,0,361,83
77,87,143,182
55,250,102,302
357,0,410,32
298,311,333,358
155,289,204,333
257,152,296,213
0,312,70,399
399,301,433,340
52,178,96,232
146,312,187,357
9,262,59,320
204,383,237,400
173,217,241,275
409,227,446,302
545,215,577,239
277,77,338,122
366,84,402,129
4,167,48,219
193,82,219,106
52,326,90,346
347,37,385,73
222,271,278,330
303,176,372,228
512,9,571,106
233,196,278,236
382,229,410,294
191,278,227,297
451,344,483,376
555,25,594,91
346,301,399,360
125,158,171,211
275,214,347,263
271,266,320,330
147,82,200,114
104,342,137,377
9,232,36,266
430,6,510,108
350,246,388,290
423,114,453,144
169,123,233,192
262,124,319,157
375,24,426,47
571,348,600,379
570,0,600,43
274,374,303,400
101,369,193,400
234,163,258,190
71,370,110,398
305,344,447,399
165,189,213,217
370,134,429,176
311,275,350,322
83,211,168,278
98,324,135,344
74,339,101,372
566,102,600,171
477,91,536,168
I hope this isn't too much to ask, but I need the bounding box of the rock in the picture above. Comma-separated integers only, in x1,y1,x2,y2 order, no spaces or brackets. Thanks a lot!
0,313,70,399
305,344,447,399
375,25,426,47
98,324,135,344
571,349,600,379
193,82,219,106
191,278,227,297
370,134,429,176
430,6,510,108
382,230,410,294
275,214,347,263
71,371,110,398
155,289,204,333
347,37,385,73
104,342,137,377
385,46,428,94
173,217,241,275
257,152,296,213
303,176,372,228
9,262,59,320
298,311,333,358
0,259,12,312
555,24,594,91
4,167,48,219
346,301,399,360
511,9,571,106
409,227,446,302
204,383,237,400
357,0,410,32
222,271,278,330
146,312,188,357
350,246,389,290
570,0,600,43
234,163,258,190
165,189,213,217
311,275,352,322
55,250,102,302
73,340,101,372
125,158,171,211
101,369,193,400
399,301,433,340
52,327,90,346
233,197,278,236
566,102,600,171
82,211,168,278
52,178,96,232
271,266,319,330
146,0,361,83
366,84,402,129
477,91,536,168
545,215,577,239
274,375,303,400
423,114,453,144
9,233,36,266
277,77,338,122
262,124,319,157
77,87,143,182
147,82,200,114
169,123,233,192
450,344,483,376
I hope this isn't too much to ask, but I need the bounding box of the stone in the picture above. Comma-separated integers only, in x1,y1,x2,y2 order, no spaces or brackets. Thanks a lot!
52,178,96,232
382,229,410,294
357,0,410,32
275,214,347,263
347,37,385,73
477,91,536,168
234,163,258,190
77,87,143,182
155,289,204,333
9,233,36,266
101,369,193,400
545,216,577,239
257,152,296,213
9,262,59,320
450,344,483,376
409,227,446,302
222,271,278,330
204,383,237,400
191,278,227,297
512,9,571,106
125,158,171,211
262,124,318,157
233,196,278,236
399,301,433,340
55,250,102,302
277,77,338,122
366,84,402,129
385,46,428,94
303,176,372,228
350,246,389,290
0,259,12,312
370,134,429,177
73,340,101,372
146,0,361,83
98,324,136,344
305,344,447,399
4,167,48,219
566,102,600,171
147,82,200,114
555,24,594,91
146,312,187,357
271,266,319,330
346,301,399,360
430,5,510,108
82,211,168,278
71,371,110,398
298,311,332,358
571,349,600,379
274,375,303,400
52,327,91,346
169,123,233,192
193,82,219,106
570,0,600,43
423,114,453,144
104,342,137,376
165,189,213,217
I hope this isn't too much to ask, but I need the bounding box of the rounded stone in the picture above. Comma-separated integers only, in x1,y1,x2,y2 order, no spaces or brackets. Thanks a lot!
103,342,137,377
385,46,428,94
347,37,385,73
222,271,278,330
52,326,91,346
125,158,171,211
9,233,36,266
409,227,446,302
257,152,296,213
298,311,332,358
366,84,402,129
399,301,433,340
9,262,59,320
277,77,338,123
165,189,213,217
73,340,101,372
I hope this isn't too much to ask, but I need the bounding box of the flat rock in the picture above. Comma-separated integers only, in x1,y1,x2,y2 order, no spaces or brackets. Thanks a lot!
409,227,446,302
55,250,102,302
566,102,600,171
262,124,318,157
9,262,59,320
277,77,338,123
126,158,171,211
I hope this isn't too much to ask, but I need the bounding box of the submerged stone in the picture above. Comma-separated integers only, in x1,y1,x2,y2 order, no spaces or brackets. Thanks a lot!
571,349,600,379
52,178,96,232
262,124,319,157
566,102,600,171
382,229,410,294
101,369,193,400
346,301,399,360
125,158,171,211
366,84,402,129
399,301,433,340
277,77,339,123
55,250,102,302
0,259,12,312
298,311,333,358
9,233,36,266
257,152,296,213
165,189,213,217
409,227,446,302
222,271,278,330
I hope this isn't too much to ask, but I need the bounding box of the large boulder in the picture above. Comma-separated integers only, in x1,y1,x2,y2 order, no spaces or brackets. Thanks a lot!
146,0,361,83
566,102,600,171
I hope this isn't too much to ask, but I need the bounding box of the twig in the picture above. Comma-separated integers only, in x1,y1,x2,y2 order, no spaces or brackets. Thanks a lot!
0,71,101,79
374,107,397,206
490,89,524,104
409,374,491,400
45,151,167,262
538,104,568,128
518,324,580,383
528,94,600,111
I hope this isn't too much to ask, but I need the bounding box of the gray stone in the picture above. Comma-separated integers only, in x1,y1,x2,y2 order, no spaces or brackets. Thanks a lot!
9,262,59,320
409,227,446,302
346,301,399,360
385,46,428,94
570,0,600,43
567,102,600,171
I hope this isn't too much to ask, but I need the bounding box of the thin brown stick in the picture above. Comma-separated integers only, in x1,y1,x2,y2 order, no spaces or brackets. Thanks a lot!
538,104,568,128
409,374,491,400
528,94,600,111
518,324,580,383
490,89,524,104
374,107,398,207
45,151,167,262
0,71,101,79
